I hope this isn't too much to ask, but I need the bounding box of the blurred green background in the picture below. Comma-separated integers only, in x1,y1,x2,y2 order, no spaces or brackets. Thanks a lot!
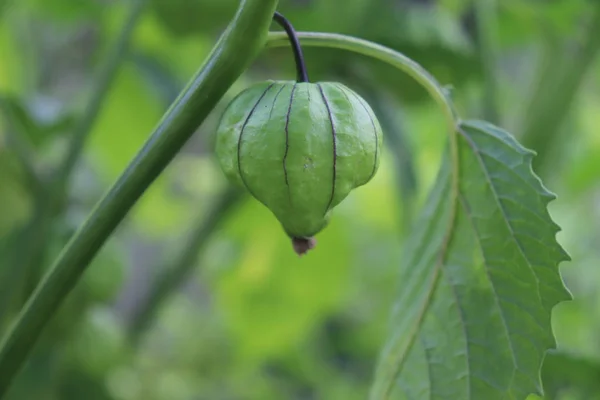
0,0,599,399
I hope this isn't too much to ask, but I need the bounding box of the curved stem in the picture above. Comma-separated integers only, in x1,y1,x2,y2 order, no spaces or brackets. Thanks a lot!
265,31,460,195
266,31,457,133
0,0,279,395
266,32,461,398
272,12,309,82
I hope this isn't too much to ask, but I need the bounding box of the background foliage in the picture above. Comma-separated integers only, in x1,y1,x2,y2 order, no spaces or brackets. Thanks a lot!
0,0,599,399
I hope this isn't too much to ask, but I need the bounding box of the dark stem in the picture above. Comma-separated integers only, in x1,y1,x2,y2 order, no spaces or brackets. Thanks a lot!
273,11,309,83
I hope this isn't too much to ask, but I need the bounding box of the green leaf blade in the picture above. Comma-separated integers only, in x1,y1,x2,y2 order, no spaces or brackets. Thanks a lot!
458,120,571,311
371,120,571,400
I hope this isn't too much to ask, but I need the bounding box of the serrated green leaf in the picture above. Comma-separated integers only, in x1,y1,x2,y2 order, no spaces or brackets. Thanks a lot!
370,120,571,400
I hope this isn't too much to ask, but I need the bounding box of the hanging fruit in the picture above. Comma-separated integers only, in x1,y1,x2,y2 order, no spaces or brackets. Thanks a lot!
215,12,382,255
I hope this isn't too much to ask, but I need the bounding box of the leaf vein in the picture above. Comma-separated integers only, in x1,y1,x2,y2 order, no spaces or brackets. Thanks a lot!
419,333,434,400
444,271,472,399
458,194,518,392
457,128,544,308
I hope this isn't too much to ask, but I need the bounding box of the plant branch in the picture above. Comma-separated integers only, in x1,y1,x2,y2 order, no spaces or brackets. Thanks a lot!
128,187,244,345
0,0,279,395
474,0,500,123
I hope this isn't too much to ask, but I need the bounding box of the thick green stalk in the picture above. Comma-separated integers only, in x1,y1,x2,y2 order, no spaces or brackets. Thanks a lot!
0,0,278,395
521,3,600,174
474,0,500,124
128,187,244,345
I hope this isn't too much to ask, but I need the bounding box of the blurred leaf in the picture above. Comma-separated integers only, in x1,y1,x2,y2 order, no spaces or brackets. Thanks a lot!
497,0,589,45
364,92,417,231
357,1,479,104
65,307,127,377
23,0,103,21
150,0,237,37
130,51,182,107
0,97,37,142
0,151,32,237
0,22,25,95
0,95,74,148
127,187,244,344
0,0,8,19
261,0,481,105
0,97,42,195
362,2,472,53
559,88,600,195
344,155,403,234
57,366,115,400
212,197,353,365
336,65,417,231
520,3,600,175
551,294,600,362
362,45,478,105
542,351,600,399
126,9,212,79
473,0,501,124
277,0,368,35
81,244,126,304
2,346,62,400
371,121,570,399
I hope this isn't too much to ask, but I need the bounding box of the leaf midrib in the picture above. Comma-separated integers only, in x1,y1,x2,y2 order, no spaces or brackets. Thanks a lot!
381,167,460,399
458,194,518,398
384,123,545,400
457,124,544,309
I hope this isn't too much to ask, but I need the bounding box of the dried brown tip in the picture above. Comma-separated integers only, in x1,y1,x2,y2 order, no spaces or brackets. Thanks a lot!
292,236,316,256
